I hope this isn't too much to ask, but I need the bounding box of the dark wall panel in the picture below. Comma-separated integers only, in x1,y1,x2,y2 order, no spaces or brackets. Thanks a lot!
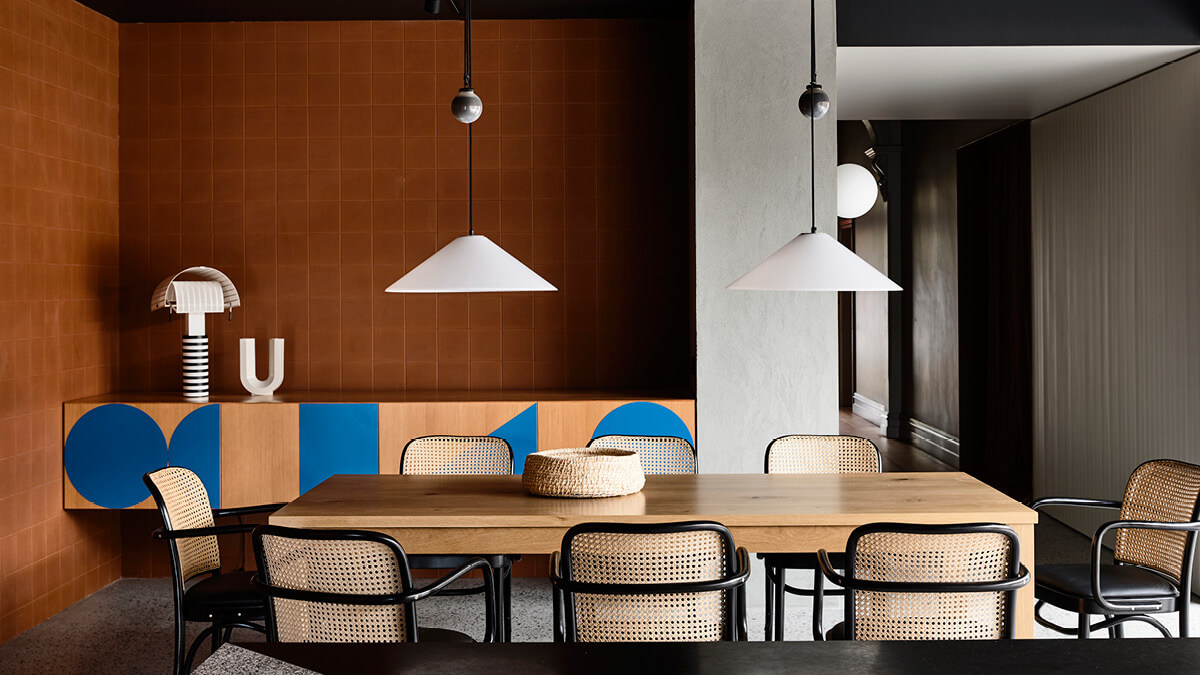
956,122,1032,499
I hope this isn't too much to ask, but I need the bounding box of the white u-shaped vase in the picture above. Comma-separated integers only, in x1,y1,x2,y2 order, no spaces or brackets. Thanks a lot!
240,338,284,396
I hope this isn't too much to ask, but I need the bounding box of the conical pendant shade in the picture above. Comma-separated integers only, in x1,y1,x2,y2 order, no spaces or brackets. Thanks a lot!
727,232,900,291
386,234,556,293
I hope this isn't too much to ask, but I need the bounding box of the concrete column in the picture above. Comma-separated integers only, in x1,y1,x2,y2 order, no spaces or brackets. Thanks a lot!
694,0,840,475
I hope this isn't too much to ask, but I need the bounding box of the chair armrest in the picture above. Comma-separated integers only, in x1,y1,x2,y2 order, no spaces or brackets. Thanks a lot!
1029,497,1122,511
212,503,288,518
153,523,256,540
816,549,847,587
408,557,497,643
818,548,1029,594
1089,519,1200,614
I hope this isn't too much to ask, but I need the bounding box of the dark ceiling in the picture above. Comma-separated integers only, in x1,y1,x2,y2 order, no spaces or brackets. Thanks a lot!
73,0,690,23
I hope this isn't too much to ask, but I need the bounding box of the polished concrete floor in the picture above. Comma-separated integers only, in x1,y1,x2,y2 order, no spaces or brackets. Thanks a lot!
1,418,1191,673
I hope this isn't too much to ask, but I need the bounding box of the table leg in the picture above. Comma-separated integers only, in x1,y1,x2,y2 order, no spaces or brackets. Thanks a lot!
1011,522,1036,639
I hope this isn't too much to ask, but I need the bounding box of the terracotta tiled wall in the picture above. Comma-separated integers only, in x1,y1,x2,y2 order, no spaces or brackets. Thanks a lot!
0,0,121,643
117,19,692,395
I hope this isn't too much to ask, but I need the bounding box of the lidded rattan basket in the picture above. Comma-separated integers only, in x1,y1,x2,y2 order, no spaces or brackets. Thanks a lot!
522,448,645,498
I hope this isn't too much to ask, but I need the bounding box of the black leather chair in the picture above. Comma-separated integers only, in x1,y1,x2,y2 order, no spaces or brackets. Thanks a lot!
144,467,285,674
1031,459,1200,638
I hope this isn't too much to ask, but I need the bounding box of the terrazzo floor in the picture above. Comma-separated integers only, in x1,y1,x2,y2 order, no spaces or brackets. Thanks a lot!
1,516,1194,674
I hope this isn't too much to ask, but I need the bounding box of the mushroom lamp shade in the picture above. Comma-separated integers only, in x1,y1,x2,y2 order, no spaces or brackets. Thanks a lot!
385,234,557,293
727,232,901,291
836,163,879,219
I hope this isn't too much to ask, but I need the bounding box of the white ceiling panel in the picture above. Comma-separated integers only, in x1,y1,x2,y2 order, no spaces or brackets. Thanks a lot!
836,45,1198,119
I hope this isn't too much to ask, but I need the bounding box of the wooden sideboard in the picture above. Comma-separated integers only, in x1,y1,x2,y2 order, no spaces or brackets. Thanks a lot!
62,391,695,510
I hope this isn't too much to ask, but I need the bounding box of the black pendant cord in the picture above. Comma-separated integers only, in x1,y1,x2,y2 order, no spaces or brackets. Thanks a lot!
463,0,472,89
468,122,474,235
465,0,474,236
809,0,817,234
809,0,817,83
810,113,816,235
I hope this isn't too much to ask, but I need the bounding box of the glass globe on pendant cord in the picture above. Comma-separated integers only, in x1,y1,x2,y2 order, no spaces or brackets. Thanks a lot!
452,87,482,124
799,83,829,119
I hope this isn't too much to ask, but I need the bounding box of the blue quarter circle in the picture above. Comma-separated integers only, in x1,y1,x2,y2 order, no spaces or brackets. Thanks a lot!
65,404,169,509
591,402,694,446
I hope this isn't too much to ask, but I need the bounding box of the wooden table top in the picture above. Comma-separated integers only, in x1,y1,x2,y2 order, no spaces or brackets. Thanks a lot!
272,472,1037,530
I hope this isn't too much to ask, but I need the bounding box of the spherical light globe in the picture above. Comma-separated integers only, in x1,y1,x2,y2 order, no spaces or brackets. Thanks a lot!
451,87,483,124
837,163,879,219
798,83,830,119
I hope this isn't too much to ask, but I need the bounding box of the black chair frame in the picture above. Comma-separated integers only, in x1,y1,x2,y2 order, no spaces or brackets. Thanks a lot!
758,435,881,641
1030,489,1200,639
550,521,751,643
143,471,286,675
251,524,497,644
817,522,1030,640
398,435,519,641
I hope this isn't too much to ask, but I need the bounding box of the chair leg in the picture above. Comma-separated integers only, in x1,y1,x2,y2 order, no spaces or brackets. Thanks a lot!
812,568,825,642
503,565,513,642
763,564,774,641
172,611,186,675
183,625,217,673
491,566,506,643
1077,612,1090,639
222,626,233,644
210,622,219,653
773,567,787,641
552,585,563,643
1181,598,1190,638
1105,615,1118,639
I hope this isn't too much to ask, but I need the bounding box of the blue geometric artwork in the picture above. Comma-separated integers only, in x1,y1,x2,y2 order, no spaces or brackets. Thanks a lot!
490,404,538,473
167,405,221,507
299,404,380,494
591,402,694,446
65,404,169,509
65,403,224,509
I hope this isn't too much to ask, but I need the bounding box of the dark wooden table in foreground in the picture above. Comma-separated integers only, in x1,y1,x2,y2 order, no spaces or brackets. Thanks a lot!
233,640,1200,674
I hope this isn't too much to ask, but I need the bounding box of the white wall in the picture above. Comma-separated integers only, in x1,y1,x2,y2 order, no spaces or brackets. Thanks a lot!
1031,53,1200,544
694,0,840,475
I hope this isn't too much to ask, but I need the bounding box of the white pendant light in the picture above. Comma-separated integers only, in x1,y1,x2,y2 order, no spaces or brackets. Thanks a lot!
836,163,879,219
386,235,555,293
386,0,555,295
728,232,900,291
728,0,899,293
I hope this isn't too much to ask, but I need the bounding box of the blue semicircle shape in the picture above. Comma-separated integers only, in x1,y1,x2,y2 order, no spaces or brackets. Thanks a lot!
168,405,221,507
591,402,694,446
65,404,169,509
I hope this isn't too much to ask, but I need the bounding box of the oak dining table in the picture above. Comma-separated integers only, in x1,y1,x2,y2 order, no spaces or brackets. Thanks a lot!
270,472,1039,637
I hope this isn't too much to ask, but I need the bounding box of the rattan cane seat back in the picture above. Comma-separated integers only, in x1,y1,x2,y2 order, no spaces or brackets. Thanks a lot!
400,435,513,475
256,531,411,643
847,527,1017,640
765,435,880,474
563,526,730,642
587,435,696,475
1113,460,1200,584
145,467,220,582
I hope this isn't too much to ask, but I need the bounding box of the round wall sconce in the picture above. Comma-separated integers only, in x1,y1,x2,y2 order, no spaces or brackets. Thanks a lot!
836,163,879,219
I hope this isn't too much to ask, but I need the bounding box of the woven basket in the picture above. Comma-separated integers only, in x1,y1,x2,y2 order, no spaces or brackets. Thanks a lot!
523,448,646,498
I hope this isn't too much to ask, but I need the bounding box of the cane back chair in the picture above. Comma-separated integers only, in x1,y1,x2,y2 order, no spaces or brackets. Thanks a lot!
586,434,696,475
550,521,751,642
817,522,1030,640
1031,459,1200,638
143,467,285,674
758,435,881,640
251,525,495,644
399,435,520,641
